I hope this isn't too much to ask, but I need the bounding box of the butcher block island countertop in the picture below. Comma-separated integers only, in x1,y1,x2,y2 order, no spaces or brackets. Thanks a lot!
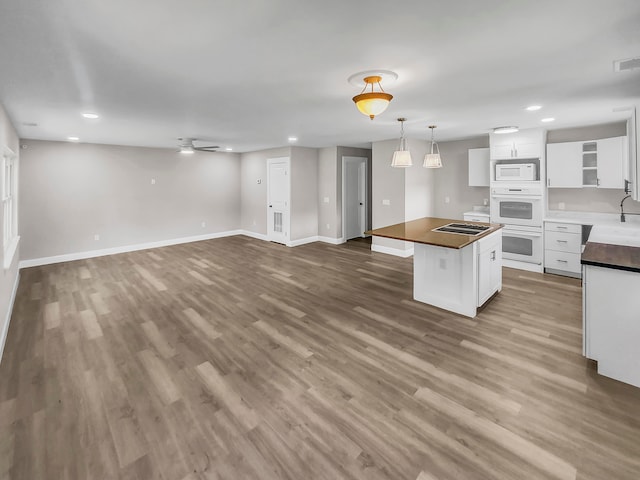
366,217,504,318
366,217,503,249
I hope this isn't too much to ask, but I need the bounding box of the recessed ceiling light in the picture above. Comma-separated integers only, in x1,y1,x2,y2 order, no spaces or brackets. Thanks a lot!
288,136,298,143
525,105,542,111
67,136,80,142
493,126,519,134
82,112,99,119
225,147,233,151
541,117,555,123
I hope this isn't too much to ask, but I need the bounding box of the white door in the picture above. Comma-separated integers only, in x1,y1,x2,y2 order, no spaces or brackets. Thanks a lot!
343,156,367,241
267,157,289,244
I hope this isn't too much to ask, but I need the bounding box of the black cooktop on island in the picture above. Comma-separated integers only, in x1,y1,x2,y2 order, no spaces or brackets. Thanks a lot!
432,223,492,236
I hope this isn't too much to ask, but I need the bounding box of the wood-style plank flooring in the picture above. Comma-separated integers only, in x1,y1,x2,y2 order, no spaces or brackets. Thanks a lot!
1,235,639,479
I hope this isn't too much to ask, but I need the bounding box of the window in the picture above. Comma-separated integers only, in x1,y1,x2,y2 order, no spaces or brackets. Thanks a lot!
2,147,18,268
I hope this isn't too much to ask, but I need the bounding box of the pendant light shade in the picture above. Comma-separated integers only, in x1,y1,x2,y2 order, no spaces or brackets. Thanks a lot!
423,125,442,168
391,118,412,167
352,75,393,120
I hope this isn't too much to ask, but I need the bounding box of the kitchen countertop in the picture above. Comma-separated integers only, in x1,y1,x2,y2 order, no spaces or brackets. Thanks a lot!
581,242,640,273
366,217,502,249
545,210,640,227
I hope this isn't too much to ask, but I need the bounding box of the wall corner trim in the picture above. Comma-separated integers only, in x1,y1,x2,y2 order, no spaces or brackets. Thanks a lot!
0,271,20,363
371,244,414,258
287,236,320,247
317,236,344,245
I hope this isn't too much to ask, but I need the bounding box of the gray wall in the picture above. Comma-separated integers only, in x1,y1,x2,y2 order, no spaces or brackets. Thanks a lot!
317,147,338,238
0,104,21,358
239,147,290,235
290,147,318,241
546,122,640,213
372,138,434,252
433,136,491,219
20,140,241,260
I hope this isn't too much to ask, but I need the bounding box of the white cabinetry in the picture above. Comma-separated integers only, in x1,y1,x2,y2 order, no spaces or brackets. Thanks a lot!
546,136,627,189
544,222,582,277
468,148,490,187
490,129,545,160
477,232,502,306
546,142,582,188
583,264,640,388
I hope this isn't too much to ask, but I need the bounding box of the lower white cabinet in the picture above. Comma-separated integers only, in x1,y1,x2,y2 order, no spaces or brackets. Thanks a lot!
544,221,582,277
477,231,502,306
583,264,640,388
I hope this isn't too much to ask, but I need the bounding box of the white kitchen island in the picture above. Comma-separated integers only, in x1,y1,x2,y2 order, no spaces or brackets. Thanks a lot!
367,217,503,318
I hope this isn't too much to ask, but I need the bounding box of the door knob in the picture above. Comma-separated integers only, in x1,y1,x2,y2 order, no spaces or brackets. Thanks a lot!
269,205,273,208
359,202,363,205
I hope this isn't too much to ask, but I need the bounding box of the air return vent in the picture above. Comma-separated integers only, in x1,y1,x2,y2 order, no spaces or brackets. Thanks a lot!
614,57,640,72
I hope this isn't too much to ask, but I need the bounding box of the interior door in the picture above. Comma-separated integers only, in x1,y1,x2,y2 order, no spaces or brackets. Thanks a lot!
267,157,289,244
343,157,366,240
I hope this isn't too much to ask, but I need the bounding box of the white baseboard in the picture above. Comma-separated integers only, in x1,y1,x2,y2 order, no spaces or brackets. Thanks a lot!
238,230,268,242
317,236,344,245
0,271,20,363
371,244,414,258
287,236,320,247
19,230,244,268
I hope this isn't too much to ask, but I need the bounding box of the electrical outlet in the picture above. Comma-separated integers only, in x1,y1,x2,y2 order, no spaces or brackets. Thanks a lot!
323,197,330,203
558,202,566,210
151,178,156,185
382,199,390,205
201,221,206,228
326,223,330,230
252,219,256,226
483,198,488,206
257,179,261,184
94,234,100,241
445,196,450,204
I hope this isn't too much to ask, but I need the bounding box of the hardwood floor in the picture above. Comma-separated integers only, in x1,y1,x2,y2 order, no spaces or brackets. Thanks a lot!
1,235,639,479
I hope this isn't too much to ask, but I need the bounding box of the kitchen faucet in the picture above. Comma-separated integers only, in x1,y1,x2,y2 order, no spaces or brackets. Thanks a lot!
620,194,640,222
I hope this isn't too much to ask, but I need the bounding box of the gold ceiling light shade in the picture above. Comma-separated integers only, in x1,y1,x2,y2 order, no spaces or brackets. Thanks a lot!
391,118,412,167
352,75,393,120
423,125,443,168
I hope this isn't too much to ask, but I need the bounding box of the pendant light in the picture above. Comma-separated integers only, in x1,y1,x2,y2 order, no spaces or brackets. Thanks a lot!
352,75,393,120
423,125,442,168
391,118,412,167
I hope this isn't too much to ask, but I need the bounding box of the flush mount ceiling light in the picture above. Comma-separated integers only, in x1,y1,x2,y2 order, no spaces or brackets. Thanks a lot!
493,126,519,134
349,70,397,120
391,118,412,168
67,136,80,142
525,105,542,111
541,117,555,123
288,136,298,143
81,112,99,119
424,125,442,168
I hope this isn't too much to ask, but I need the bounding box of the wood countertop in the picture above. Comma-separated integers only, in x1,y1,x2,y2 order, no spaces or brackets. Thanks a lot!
581,242,640,273
366,217,503,250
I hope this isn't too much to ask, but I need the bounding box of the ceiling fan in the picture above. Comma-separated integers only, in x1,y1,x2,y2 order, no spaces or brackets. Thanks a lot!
177,137,219,154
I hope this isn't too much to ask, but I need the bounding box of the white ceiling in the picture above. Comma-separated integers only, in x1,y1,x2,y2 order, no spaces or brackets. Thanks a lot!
1,0,639,152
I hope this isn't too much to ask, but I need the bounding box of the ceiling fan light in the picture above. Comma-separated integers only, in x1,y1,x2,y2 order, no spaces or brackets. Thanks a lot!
180,145,195,154
423,153,442,168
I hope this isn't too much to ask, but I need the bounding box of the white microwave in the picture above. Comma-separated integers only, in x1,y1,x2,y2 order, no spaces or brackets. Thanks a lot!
495,163,537,181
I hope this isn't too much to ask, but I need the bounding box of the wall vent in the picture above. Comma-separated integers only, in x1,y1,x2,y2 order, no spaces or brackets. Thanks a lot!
614,57,640,72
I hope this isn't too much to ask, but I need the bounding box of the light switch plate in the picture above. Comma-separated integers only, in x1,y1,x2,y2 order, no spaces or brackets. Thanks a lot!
382,199,390,205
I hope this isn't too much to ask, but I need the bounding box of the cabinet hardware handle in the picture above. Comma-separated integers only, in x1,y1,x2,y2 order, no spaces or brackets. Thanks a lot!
557,240,568,243
557,226,568,229
548,178,551,187
557,259,568,263
597,178,600,186
490,251,496,260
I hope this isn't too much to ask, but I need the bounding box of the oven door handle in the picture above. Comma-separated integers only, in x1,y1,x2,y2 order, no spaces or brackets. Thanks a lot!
491,194,542,200
503,231,543,238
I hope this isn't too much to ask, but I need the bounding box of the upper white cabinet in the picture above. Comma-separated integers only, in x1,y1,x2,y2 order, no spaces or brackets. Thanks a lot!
546,142,582,188
468,147,490,187
490,129,546,160
597,136,626,189
546,136,627,189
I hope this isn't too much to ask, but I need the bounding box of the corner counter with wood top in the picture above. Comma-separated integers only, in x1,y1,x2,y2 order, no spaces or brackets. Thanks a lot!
367,217,503,318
